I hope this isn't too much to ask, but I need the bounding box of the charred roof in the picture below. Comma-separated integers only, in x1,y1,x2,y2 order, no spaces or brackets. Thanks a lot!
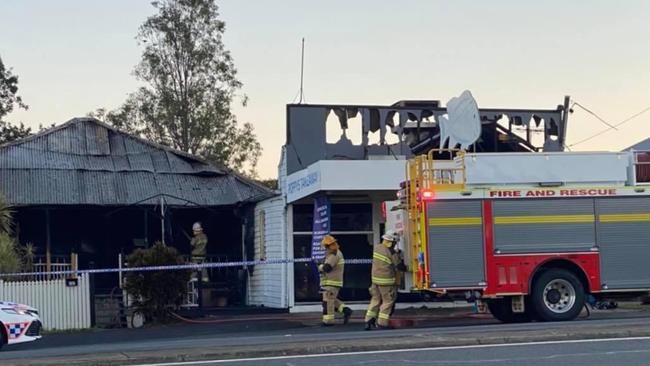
0,118,272,206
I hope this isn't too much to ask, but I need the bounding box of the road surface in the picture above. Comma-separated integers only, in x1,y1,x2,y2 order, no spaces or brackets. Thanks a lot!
3,310,650,365
129,337,650,366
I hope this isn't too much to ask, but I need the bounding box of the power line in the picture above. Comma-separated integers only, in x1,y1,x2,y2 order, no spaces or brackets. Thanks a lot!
571,101,618,130
569,105,650,147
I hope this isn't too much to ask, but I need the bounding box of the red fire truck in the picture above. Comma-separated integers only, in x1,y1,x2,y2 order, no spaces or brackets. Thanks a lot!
394,149,650,322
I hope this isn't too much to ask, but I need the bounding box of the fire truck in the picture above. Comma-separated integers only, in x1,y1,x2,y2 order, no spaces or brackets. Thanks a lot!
392,149,650,322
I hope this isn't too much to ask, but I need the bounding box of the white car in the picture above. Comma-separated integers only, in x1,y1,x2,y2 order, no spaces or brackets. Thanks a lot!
0,301,42,349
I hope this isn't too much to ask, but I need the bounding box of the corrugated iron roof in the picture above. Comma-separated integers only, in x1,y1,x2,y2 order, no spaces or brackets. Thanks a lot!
0,118,272,206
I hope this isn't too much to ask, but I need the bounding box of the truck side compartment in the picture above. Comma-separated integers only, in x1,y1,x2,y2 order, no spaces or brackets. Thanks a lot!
399,150,650,322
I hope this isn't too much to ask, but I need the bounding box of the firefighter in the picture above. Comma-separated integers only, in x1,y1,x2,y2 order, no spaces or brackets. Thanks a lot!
365,230,407,330
319,235,353,326
190,222,209,282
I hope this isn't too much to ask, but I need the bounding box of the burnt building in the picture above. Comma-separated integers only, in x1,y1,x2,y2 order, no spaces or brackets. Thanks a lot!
0,117,272,301
249,93,571,311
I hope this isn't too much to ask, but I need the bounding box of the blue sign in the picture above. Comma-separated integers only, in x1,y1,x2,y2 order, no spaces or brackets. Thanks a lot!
311,196,331,260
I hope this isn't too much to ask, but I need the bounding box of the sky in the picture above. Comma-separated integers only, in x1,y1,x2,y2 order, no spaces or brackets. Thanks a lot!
1,0,649,178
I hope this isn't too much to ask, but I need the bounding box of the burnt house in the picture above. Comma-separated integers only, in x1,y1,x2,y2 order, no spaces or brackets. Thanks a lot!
0,118,272,300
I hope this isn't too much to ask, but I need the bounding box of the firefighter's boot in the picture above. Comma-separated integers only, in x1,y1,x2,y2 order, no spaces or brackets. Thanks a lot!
342,307,353,325
364,318,376,331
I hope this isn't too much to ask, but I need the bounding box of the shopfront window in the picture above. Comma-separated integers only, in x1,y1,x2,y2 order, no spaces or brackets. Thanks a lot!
293,203,373,302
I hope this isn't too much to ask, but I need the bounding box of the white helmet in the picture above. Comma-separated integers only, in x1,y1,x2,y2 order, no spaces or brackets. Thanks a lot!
192,222,203,231
382,230,398,242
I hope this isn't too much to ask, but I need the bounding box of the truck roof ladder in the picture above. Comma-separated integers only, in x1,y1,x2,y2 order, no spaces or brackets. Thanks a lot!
406,149,467,290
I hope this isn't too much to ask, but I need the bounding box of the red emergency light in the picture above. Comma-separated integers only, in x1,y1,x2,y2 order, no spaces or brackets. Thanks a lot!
421,190,435,200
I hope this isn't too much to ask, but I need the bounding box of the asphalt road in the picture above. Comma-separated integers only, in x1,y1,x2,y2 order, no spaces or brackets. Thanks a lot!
4,310,650,364
139,337,650,366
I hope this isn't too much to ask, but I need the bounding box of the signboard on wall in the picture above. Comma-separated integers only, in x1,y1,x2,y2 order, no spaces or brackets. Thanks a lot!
311,196,331,260
285,160,407,203
287,170,321,203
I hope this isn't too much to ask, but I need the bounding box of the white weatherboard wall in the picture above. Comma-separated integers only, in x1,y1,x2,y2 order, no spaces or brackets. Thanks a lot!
248,195,287,308
0,276,91,330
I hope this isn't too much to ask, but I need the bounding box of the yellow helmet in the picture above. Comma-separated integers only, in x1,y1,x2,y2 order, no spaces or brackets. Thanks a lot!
321,235,338,248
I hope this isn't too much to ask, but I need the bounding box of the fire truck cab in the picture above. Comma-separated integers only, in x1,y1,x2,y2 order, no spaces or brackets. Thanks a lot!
394,149,650,322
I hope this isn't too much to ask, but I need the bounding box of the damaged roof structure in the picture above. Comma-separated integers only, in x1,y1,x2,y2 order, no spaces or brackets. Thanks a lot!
285,96,571,174
0,117,272,206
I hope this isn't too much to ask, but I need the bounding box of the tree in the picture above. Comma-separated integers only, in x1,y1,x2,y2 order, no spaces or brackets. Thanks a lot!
257,179,278,191
0,120,32,144
0,56,32,144
104,0,261,176
0,56,27,120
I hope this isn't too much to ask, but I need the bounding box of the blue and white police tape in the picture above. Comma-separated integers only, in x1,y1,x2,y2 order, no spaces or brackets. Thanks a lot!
0,257,374,278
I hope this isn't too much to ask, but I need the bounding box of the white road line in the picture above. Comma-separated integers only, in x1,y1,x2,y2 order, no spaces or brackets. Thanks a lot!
128,335,650,366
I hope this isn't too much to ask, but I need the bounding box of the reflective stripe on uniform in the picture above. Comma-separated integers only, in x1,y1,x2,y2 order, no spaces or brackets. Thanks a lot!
321,280,343,287
323,314,335,320
373,252,392,264
378,313,390,320
338,304,345,313
366,310,377,318
372,276,396,285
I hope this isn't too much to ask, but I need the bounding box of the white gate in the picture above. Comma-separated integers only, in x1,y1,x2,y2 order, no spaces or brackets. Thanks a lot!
0,275,92,330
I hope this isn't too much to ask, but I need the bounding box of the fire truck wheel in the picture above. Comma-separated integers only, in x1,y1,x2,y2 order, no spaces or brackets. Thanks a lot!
531,268,585,322
486,298,531,323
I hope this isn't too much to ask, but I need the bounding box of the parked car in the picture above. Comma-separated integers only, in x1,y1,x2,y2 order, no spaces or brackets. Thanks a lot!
0,301,42,349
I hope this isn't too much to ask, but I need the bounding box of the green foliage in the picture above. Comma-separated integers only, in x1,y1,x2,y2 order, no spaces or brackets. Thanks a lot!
21,242,35,273
98,0,262,176
123,242,190,321
0,196,20,275
0,56,32,144
257,179,278,190
0,233,21,275
0,195,13,235
0,120,32,144
0,56,28,121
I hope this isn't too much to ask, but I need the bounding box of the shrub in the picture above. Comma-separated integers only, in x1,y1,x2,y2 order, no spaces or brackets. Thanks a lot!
123,242,190,321
21,242,35,273
0,233,21,275
0,195,13,235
